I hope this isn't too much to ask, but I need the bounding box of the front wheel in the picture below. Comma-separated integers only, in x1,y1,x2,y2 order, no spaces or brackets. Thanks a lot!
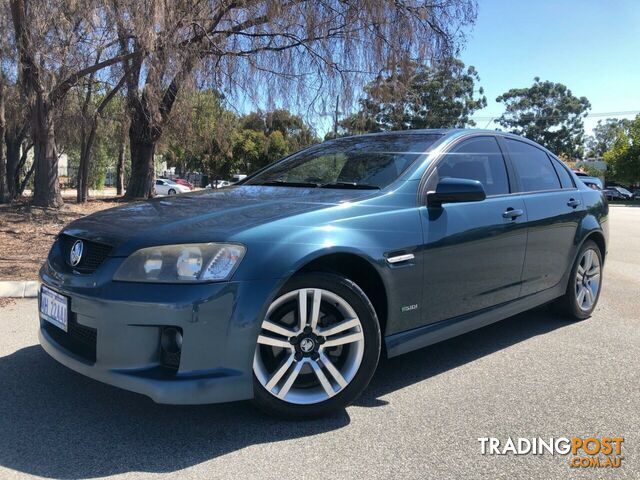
168,188,177,195
252,273,381,418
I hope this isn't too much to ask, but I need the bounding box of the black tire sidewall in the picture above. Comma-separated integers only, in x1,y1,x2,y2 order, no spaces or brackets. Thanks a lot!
252,272,381,418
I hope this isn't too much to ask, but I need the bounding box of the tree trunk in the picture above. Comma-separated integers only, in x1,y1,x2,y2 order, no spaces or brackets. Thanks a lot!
31,95,63,208
5,138,22,199
0,81,7,203
77,123,95,203
116,123,126,195
125,118,159,199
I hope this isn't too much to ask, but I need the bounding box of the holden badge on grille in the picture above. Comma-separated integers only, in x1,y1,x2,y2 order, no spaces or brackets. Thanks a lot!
70,240,84,267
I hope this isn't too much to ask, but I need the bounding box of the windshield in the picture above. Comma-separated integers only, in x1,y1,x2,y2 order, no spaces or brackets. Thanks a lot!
616,187,631,195
246,134,441,189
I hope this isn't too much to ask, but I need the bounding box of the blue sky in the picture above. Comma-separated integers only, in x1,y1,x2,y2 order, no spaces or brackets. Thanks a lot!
460,0,640,133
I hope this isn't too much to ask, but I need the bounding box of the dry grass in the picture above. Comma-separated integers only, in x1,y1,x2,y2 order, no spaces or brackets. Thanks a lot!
0,198,123,281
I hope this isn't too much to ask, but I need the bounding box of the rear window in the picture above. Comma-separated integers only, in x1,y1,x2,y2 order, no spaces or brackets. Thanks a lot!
550,157,575,189
505,139,561,192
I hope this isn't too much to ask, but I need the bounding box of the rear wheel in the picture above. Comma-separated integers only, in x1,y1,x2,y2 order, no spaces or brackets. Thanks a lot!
555,240,603,319
252,273,381,418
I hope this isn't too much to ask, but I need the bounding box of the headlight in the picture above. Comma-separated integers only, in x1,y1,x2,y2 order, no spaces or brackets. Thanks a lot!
113,243,246,283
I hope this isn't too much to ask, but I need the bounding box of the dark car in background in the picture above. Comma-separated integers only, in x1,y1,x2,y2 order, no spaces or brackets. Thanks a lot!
603,186,634,201
38,129,608,418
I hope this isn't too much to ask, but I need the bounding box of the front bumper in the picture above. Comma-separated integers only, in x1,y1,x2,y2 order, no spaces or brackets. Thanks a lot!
39,261,282,404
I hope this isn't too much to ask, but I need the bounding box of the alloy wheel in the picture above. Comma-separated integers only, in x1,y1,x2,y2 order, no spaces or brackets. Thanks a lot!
253,288,365,405
575,248,601,311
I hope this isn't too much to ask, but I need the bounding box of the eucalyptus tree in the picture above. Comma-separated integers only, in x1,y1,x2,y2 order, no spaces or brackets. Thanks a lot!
496,78,591,159
112,0,477,198
340,58,486,134
9,0,132,207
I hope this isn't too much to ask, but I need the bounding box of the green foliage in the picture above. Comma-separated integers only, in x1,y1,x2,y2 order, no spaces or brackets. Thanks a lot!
578,163,604,178
496,77,591,158
162,92,319,179
585,118,632,157
340,58,487,134
603,116,640,185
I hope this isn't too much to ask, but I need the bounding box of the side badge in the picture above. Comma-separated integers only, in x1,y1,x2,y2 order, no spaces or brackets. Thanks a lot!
401,304,418,313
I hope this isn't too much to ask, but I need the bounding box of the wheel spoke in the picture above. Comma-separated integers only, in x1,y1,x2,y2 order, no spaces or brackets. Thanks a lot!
311,361,336,397
577,286,587,306
297,290,307,332
265,354,295,391
277,360,304,399
583,250,593,271
262,320,296,338
257,335,292,349
319,318,360,337
584,285,594,307
587,265,600,277
319,352,347,388
576,265,585,282
309,289,322,331
322,331,364,348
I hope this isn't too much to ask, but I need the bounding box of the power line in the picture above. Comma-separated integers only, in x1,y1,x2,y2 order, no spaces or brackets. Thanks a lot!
473,110,640,122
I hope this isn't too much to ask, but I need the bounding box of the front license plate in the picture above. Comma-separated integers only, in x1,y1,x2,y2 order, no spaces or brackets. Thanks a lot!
40,286,69,332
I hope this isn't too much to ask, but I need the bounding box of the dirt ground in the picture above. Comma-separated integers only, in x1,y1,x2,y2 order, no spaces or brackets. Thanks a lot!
0,198,123,281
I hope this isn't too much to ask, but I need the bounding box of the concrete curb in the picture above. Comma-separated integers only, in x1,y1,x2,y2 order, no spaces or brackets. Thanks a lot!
0,281,40,298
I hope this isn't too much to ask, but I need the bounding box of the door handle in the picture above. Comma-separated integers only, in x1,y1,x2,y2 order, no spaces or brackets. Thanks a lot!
567,198,581,208
502,208,524,220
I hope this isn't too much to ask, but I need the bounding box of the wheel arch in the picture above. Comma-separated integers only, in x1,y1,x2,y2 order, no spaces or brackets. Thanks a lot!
292,252,389,340
583,230,606,264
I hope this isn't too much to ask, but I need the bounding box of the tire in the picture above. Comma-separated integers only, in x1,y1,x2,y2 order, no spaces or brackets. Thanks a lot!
252,272,381,418
554,240,603,320
168,189,177,195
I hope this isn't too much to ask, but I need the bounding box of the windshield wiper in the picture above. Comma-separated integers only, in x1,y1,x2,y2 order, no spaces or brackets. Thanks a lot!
251,180,320,188
320,182,381,190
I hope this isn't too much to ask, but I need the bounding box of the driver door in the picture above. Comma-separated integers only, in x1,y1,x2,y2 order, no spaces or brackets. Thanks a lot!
420,136,528,325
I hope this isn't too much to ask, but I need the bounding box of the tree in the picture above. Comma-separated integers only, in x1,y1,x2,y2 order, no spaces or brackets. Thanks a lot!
585,118,632,158
496,78,591,158
240,109,319,154
0,76,6,203
340,58,487,134
604,116,640,185
10,0,133,207
113,0,477,199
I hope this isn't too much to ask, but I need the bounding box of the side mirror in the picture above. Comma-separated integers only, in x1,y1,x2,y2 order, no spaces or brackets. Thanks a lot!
426,177,486,207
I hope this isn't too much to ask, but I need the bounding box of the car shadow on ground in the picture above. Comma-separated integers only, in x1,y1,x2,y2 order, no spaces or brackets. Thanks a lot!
0,307,572,478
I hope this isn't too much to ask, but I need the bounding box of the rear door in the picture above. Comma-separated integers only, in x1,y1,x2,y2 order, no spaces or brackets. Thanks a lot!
502,138,585,296
420,135,528,325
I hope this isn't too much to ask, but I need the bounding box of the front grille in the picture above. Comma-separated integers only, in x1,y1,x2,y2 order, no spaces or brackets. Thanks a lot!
60,234,113,274
44,314,97,363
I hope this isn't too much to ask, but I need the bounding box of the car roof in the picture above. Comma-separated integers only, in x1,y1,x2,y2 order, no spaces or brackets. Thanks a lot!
335,128,550,148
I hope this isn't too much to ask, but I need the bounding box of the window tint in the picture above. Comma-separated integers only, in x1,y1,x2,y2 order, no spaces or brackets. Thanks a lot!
505,139,561,192
550,157,575,188
155,180,163,185
431,137,509,196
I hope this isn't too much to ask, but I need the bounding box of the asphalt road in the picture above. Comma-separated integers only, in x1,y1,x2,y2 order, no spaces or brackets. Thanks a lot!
0,205,638,480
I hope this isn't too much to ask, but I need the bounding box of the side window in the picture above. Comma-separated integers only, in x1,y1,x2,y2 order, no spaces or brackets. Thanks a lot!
156,180,164,186
550,156,575,189
430,137,510,196
505,139,561,192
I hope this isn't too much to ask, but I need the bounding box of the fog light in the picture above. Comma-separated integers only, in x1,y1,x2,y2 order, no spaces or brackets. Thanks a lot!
160,327,183,354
